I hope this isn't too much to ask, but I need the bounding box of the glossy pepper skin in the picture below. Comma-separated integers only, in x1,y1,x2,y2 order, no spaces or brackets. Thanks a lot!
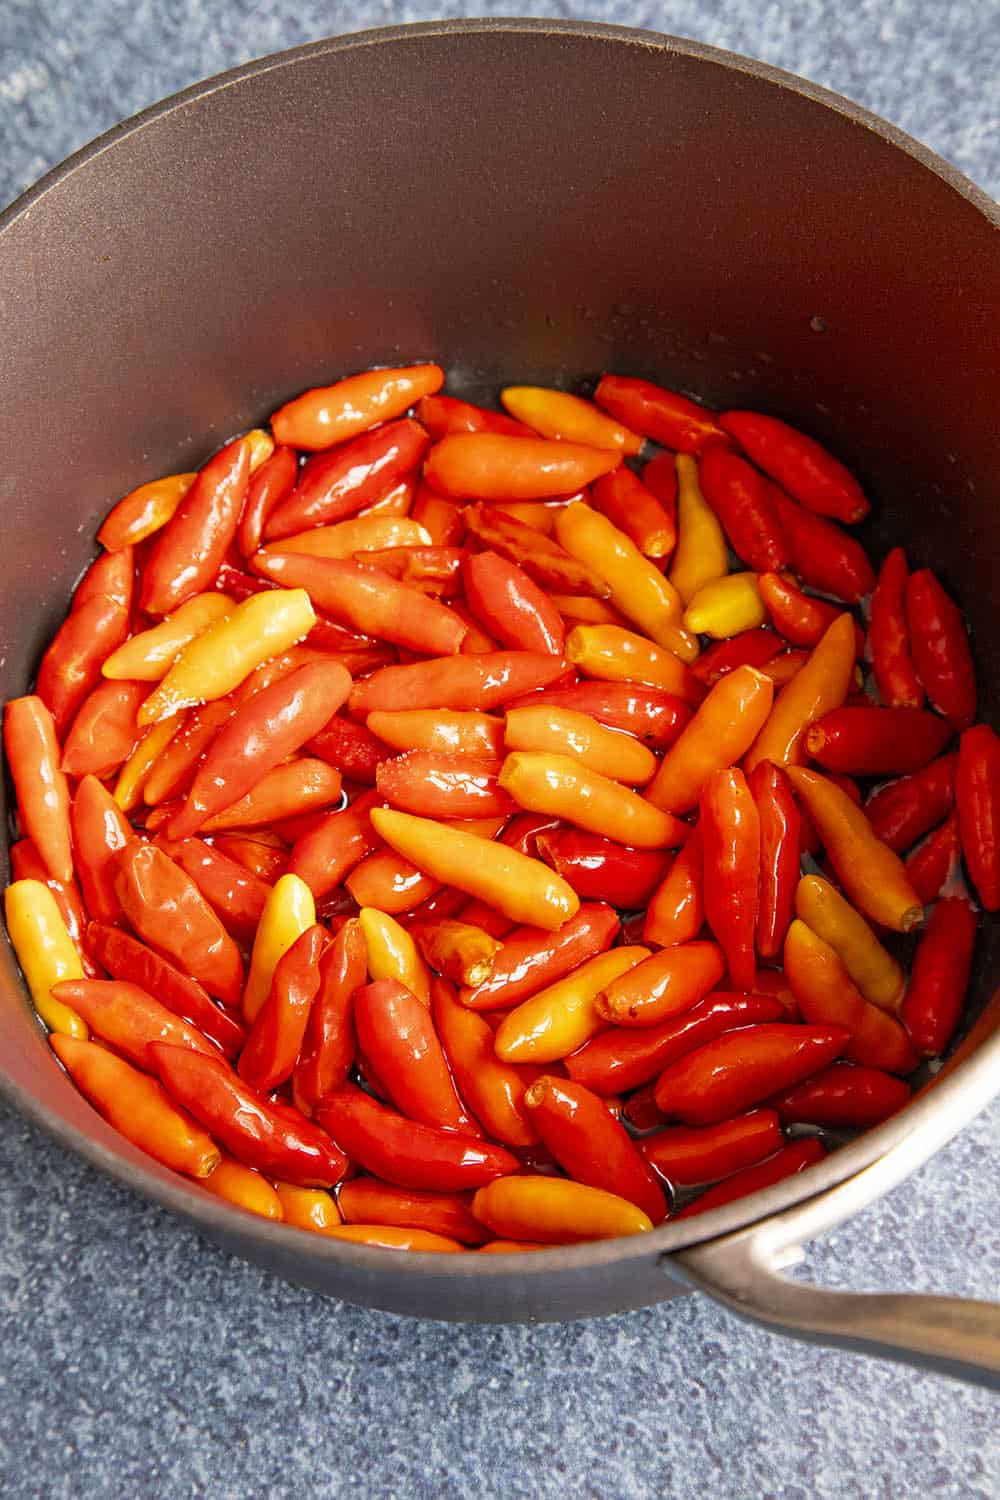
358,907,432,1006
905,569,977,731
594,373,725,454
353,978,476,1133
98,470,196,551
504,704,657,786
869,548,924,708
591,466,675,558
770,489,875,603
337,1178,490,1246
462,550,565,656
35,549,133,733
864,754,957,853
238,443,299,557
697,445,790,571
348,651,568,718
783,921,917,1074
9,840,95,978
152,1042,347,1187
60,679,146,780
565,624,701,702
502,385,643,454
647,666,773,814
640,1108,783,1187
745,613,856,773
460,903,619,1011
748,761,801,961
416,393,533,441
411,920,500,988
794,875,904,1015
153,837,271,943
4,696,74,883
51,977,220,1069
376,752,513,820
676,1138,826,1218
534,829,671,908
668,455,730,607
499,751,686,850
291,918,365,1116
462,504,610,599
643,829,704,949
431,977,538,1147
683,571,766,639
472,1176,653,1243
286,789,382,900
653,1022,849,1124
718,410,869,523
238,923,327,1091
140,436,250,615
102,592,234,682
4,880,86,1036
700,768,760,992
756,571,857,652
271,363,444,450
504,682,695,747
264,419,429,540
367,708,503,760
901,897,977,1057
493,945,650,1064
242,873,316,1022
956,725,1000,911
689,628,782,687
308,716,394,784
804,706,952,777
315,1083,517,1191
768,1063,910,1130
596,942,725,1029
425,433,619,500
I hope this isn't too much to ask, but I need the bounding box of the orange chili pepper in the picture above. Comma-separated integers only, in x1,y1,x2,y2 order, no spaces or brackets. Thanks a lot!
337,1177,489,1245
460,902,619,1011
744,612,856,772
98,470,197,550
286,789,382,900
4,695,74,883
595,941,725,1028
424,433,619,500
271,363,444,450
142,699,234,806
430,977,537,1147
52,976,221,1070
35,550,134,733
794,875,905,1014
503,704,657,786
493,945,650,1063
202,1155,284,1219
471,1176,653,1243
499,751,686,850
643,829,704,947
140,436,250,616
411,920,501,988
238,923,327,1091
353,978,476,1132
462,504,611,598
462,549,566,655
345,845,441,914
591,466,675,557
366,708,504,759
500,386,643,454
565,624,701,701
348,651,568,718
411,485,465,545
646,665,773,813
323,1225,463,1252
783,920,917,1074
60,679,146,780
188,759,343,834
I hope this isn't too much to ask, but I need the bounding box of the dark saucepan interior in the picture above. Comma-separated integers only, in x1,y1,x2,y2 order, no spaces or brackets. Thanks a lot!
1,24,998,1320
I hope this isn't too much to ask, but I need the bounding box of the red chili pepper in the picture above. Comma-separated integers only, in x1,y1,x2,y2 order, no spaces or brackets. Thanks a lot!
431,977,538,1148
411,483,466,546
238,444,299,557
768,1062,910,1129
620,1083,667,1133
69,777,133,929
524,1074,667,1223
493,811,563,858
770,488,875,602
153,837,271,943
353,978,478,1133
348,652,569,718
35,550,134,734
565,991,785,1095
748,761,800,960
643,828,704,948
213,833,287,885
263,420,429,541
9,838,97,976
689,628,782,686
459,902,619,1010
414,394,533,440
700,767,760,992
455,899,517,940
291,918,365,1115
697,446,790,570
286,788,382,900
591,467,676,558
4,696,74,884
375,752,514,820
357,545,465,596
676,1138,826,1218
504,682,696,744
53,977,221,1068
398,885,469,928
60,679,145,780
307,715,394,784
315,1083,518,1191
718,410,868,523
653,1022,849,1124
238,923,327,1090
88,921,245,1058
905,569,977,731
152,1042,346,1186
534,829,672,908
756,571,858,652
906,812,961,906
868,547,923,709
594,374,725,453
864,754,957,853
462,550,565,655
462,504,610,599
956,724,1000,911
805,706,952,777
901,897,977,1057
141,436,250,615
640,1108,783,1186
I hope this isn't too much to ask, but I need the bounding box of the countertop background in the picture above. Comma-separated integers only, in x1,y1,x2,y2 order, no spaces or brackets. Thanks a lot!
1,4,998,1497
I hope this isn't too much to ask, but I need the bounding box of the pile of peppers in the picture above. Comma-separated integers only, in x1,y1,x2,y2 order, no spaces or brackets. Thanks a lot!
3,361,996,1250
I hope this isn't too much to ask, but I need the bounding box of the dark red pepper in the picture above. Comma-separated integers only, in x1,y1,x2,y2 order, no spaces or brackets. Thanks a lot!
594,374,725,453
905,569,977,731
153,836,271,943
901,897,977,1057
504,682,696,745
718,410,869,523
534,828,671,908
238,923,328,1091
689,628,782,686
805,706,953,777
35,549,133,734
462,550,565,655
769,1062,910,1129
641,1108,783,1186
653,1022,850,1125
868,547,924,709
863,754,957,853
700,767,759,993
770,488,875,603
238,443,298,557
263,419,429,541
292,917,366,1116
748,761,800,961
307,715,395,784
956,724,1000,911
905,812,961,906
676,1138,826,1217
353,978,478,1133
697,446,790,570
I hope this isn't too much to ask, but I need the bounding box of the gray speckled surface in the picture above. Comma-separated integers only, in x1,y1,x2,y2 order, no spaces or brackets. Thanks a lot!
1,5,999,1498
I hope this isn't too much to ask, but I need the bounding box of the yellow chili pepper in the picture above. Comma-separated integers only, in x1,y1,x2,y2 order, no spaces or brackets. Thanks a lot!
503,705,658,786
242,872,316,1022
500,386,644,454
668,455,730,605
113,713,183,811
273,1181,343,1232
245,428,275,473
683,572,766,639
745,613,856,773
369,809,579,932
555,502,698,661
646,665,774,813
493,945,650,1062
795,875,906,1014
96,470,197,550
202,1155,283,1218
137,588,316,727
499,751,686,849
472,1176,653,1243
276,516,432,558
5,880,87,1036
358,907,432,1006
103,593,234,681
565,624,695,698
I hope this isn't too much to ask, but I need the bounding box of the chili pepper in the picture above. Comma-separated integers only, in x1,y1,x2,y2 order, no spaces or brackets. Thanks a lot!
751,968,798,1016
152,1042,346,1186
769,1063,910,1130
345,845,441,914
756,572,850,653
596,942,725,1028
472,1176,653,1243
955,724,1000,910
565,991,785,1096
426,977,535,1147
505,682,695,746
683,572,766,639
356,476,417,518
9,839,94,975
805,706,952,776
901,896,977,1058
594,373,725,454
747,762,800,961
242,872,316,1021
213,833,287,885
348,651,568,718
643,828,704,947
103,594,233,682
504,703,657,787
36,556,134,734
667,454,731,607
646,665,773,816
411,485,465,546
556,502,698,661
316,1083,517,1190
787,766,923,931
327,1224,464,1251
202,1155,283,1219
564,624,703,702
137,589,316,726
697,444,790,570
3,696,74,883
906,812,961,906
758,650,809,687
304,716,391,786
286,789,382,899
641,1107,783,1187
795,875,905,1014
291,918,365,1116
4,880,87,1036
353,978,476,1132
534,829,671,908
237,443,298,557
463,504,611,598
366,709,503,760
905,568,977,731
868,547,923,708
783,921,916,1073
411,920,500,987
718,410,868,523
460,903,619,1011
278,514,433,560
52,977,220,1069
139,436,249,615
744,613,857,772
864,754,957,852
769,488,875,602
140,700,232,806
270,1181,341,1234
454,899,517,939
114,714,182,812
500,386,643,454
462,549,565,656
499,750,686,850
356,544,464,596
238,923,327,1091
493,945,650,1063
591,466,675,558
358,906,432,1005
425,433,619,500
264,420,429,540
98,470,197,550
60,679,145,780
401,885,468,926
180,759,342,834
689,628,782,687
415,392,532,440
699,767,759,992
375,752,513,820
550,595,629,627
337,1178,490,1245
676,1138,826,1218
153,837,270,943
653,1021,849,1124
369,809,579,931
271,364,443,450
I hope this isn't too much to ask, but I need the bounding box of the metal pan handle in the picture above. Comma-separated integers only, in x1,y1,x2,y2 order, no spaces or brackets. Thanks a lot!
672,1141,1000,1389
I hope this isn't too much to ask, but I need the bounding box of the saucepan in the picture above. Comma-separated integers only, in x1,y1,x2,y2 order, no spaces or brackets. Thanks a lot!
1,20,999,1385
